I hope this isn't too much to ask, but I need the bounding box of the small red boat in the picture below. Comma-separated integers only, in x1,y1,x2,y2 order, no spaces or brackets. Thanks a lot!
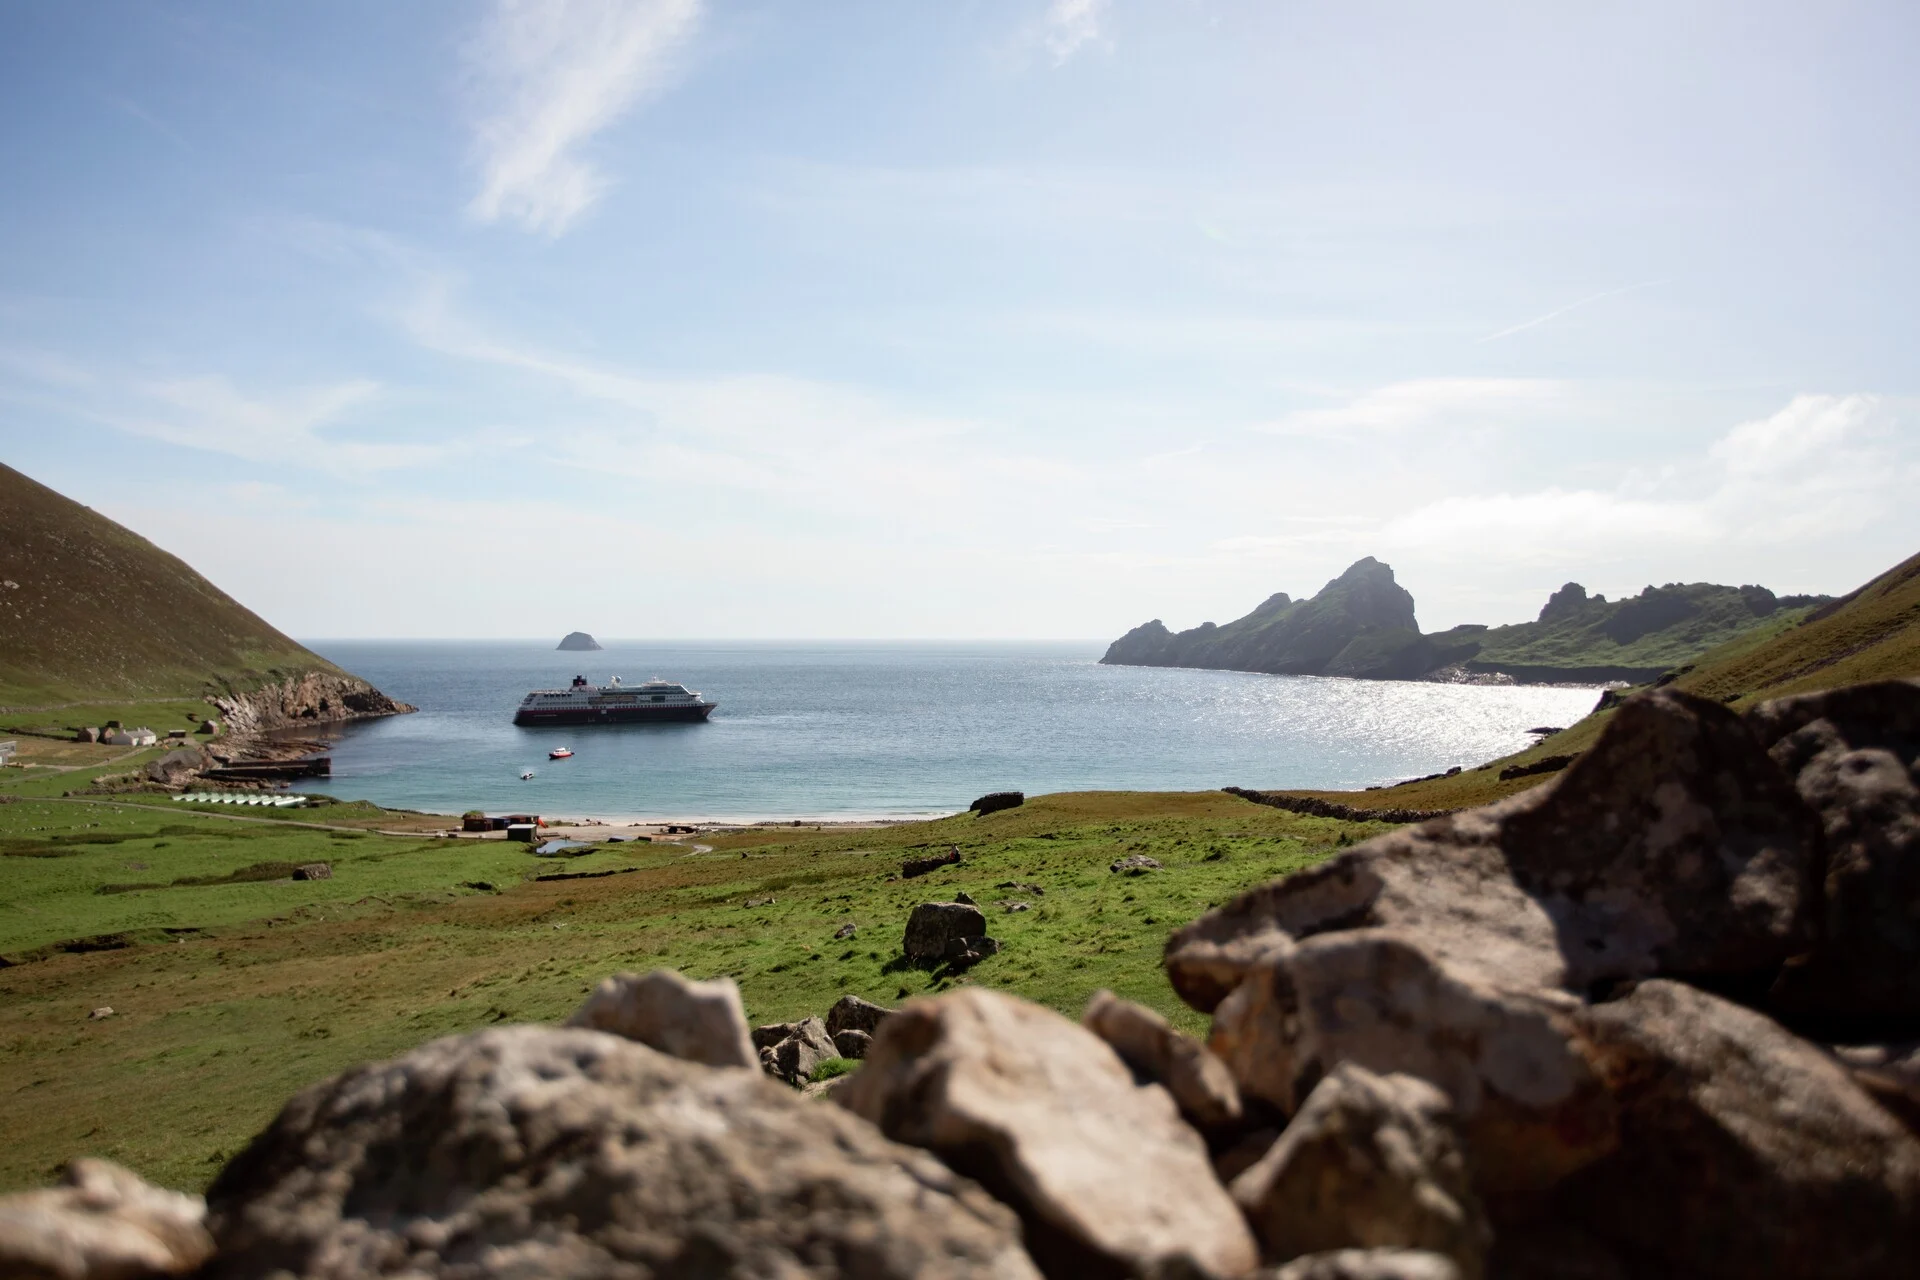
548,747,574,760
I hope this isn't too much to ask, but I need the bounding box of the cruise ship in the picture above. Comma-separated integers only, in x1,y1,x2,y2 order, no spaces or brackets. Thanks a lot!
512,675,718,726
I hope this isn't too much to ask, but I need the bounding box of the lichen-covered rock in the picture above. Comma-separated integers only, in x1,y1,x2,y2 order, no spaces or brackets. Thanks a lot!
905,901,988,964
566,969,756,1069
0,1159,213,1280
838,987,1258,1279
1110,854,1163,874
1167,689,1820,1011
1564,979,1920,1278
1748,679,1920,1018
1209,931,1616,1196
203,1025,1039,1279
1082,988,1241,1131
1230,1065,1488,1278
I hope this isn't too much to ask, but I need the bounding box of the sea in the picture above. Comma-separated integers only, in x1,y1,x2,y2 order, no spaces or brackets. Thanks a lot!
294,641,1603,822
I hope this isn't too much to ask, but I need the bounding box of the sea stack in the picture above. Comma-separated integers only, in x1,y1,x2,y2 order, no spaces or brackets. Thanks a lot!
557,632,603,651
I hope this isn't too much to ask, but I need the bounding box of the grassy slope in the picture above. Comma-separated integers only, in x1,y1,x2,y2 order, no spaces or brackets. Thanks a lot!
0,463,339,707
1284,549,1920,814
1468,585,1810,671
0,786,1380,1193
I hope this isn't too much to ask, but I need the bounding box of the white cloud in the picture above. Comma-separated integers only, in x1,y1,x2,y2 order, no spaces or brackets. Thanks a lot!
1261,377,1569,437
1039,0,1108,65
464,0,702,235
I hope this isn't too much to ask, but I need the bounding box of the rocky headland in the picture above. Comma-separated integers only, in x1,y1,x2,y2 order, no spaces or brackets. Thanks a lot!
1103,557,1829,685
8,675,1920,1279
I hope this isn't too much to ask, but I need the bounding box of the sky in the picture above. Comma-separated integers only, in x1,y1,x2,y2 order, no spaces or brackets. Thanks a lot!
1,0,1916,640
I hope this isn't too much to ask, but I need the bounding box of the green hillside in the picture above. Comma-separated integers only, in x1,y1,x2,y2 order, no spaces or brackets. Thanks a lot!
0,462,343,707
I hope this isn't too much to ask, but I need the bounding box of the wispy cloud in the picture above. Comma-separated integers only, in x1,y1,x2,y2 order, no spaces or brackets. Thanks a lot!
1259,377,1568,437
1476,280,1667,343
1038,0,1108,65
464,0,702,235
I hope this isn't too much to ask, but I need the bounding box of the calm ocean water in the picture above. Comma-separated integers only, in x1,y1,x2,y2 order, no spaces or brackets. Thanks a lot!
296,641,1602,821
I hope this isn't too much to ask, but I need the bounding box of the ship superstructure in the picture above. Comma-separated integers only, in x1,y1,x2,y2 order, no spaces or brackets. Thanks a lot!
512,675,717,726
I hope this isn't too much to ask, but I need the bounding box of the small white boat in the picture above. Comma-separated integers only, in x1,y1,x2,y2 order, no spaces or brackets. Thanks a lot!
520,770,535,780
549,747,573,760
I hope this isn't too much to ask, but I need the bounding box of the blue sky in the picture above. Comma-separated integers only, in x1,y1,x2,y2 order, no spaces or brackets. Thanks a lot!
2,0,1915,638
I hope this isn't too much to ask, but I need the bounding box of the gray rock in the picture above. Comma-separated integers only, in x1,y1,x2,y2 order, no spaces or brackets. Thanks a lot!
833,1028,872,1059
955,890,978,905
1564,979,1920,1278
838,987,1259,1279
1748,679,1920,1018
566,969,757,1069
143,747,209,787
833,921,857,939
764,1016,837,1085
940,936,1001,969
903,847,962,879
291,863,331,881
825,993,892,1038
1166,689,1821,1012
1830,1040,1920,1132
970,791,1024,815
1082,988,1242,1131
1208,930,1616,1197
1110,854,1162,874
0,1158,213,1280
204,1025,1038,1279
905,901,988,964
752,1020,802,1051
1268,1249,1464,1280
1230,1065,1488,1278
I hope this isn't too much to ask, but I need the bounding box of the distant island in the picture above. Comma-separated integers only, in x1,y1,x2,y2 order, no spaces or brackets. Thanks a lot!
557,632,603,651
1101,556,1830,685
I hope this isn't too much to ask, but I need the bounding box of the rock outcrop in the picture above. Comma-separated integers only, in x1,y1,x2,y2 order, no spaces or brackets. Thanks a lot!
202,1026,1038,1279
210,671,413,740
555,631,602,651
837,987,1259,1279
1083,988,1242,1131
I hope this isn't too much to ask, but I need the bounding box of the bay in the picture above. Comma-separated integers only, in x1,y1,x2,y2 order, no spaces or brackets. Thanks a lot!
296,640,1602,821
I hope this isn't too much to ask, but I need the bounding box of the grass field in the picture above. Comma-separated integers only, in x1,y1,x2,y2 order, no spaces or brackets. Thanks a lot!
0,784,1378,1194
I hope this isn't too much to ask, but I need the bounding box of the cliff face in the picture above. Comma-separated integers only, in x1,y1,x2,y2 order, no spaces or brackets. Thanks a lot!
210,671,415,740
1101,558,1432,678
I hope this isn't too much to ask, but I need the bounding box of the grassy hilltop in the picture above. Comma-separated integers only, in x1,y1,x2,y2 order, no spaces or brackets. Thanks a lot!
0,463,343,709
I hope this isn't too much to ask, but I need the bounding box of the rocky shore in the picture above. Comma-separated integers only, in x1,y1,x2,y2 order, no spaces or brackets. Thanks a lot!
7,678,1919,1278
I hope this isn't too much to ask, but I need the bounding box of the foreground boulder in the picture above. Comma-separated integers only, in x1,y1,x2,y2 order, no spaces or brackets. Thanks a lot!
838,987,1258,1279
1230,1064,1487,1277
1208,930,1616,1196
1167,689,1821,1010
1082,988,1242,1130
904,901,988,965
567,969,757,1069
1561,979,1920,1278
204,1025,1038,1279
1749,679,1920,1020
1273,1250,1464,1280
0,1159,213,1280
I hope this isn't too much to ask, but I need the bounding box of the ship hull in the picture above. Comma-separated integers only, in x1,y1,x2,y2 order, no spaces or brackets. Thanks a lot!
513,703,717,726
